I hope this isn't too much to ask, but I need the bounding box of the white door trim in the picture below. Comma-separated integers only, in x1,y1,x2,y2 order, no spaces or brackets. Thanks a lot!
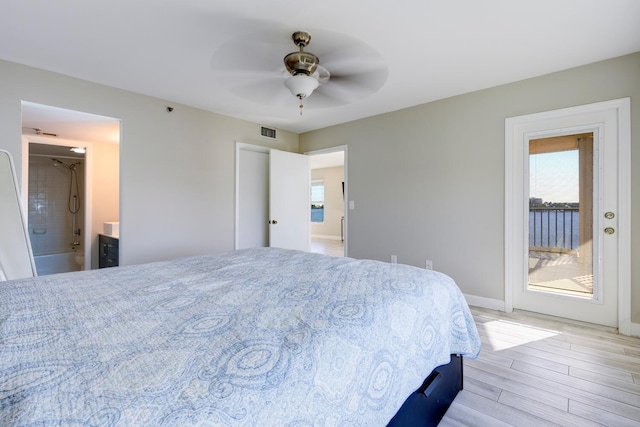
504,98,631,334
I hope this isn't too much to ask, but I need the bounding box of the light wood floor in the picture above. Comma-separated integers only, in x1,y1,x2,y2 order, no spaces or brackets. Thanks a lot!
310,237,344,257
440,307,640,426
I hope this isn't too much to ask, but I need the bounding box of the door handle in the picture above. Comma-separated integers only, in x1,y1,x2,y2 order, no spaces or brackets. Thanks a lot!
269,220,278,225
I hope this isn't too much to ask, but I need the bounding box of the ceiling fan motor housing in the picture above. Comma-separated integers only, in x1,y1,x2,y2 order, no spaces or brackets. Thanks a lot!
284,31,319,76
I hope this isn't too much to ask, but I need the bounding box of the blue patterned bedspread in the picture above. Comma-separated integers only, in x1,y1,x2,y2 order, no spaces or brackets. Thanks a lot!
0,248,480,426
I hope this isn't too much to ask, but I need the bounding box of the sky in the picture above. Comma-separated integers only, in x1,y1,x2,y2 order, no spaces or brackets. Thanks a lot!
529,150,579,203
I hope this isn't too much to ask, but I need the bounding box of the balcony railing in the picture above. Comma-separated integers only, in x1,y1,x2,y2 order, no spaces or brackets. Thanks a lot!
529,207,579,252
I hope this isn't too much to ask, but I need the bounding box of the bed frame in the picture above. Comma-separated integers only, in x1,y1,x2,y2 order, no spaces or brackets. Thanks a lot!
388,354,463,426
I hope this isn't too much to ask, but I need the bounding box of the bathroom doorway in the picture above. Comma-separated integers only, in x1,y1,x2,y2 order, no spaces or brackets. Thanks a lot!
28,143,86,275
21,101,120,274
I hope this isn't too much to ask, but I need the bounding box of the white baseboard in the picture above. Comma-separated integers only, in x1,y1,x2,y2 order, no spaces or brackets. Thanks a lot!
629,322,640,338
311,234,342,241
463,294,506,312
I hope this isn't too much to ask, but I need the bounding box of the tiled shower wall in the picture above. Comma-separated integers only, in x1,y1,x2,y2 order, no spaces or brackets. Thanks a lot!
28,155,85,256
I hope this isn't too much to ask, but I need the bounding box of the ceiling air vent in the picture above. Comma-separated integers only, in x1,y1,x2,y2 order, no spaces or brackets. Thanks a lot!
260,126,277,140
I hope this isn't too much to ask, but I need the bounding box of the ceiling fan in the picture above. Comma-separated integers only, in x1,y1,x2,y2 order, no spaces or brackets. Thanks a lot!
211,28,388,114
282,31,329,114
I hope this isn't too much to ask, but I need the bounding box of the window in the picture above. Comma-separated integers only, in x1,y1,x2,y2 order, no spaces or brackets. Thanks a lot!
310,180,324,222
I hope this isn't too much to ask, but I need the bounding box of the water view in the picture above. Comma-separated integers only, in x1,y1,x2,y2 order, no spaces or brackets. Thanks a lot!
529,207,579,250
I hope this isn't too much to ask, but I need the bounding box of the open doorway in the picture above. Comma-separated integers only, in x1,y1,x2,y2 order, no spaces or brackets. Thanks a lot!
235,144,347,256
21,101,120,274
307,147,346,257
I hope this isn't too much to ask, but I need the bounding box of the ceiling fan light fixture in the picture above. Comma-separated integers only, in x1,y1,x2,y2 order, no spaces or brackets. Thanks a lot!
284,74,319,115
284,74,319,99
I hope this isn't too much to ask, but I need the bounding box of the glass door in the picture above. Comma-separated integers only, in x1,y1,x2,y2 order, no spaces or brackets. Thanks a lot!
512,123,619,327
528,133,594,298
507,99,630,330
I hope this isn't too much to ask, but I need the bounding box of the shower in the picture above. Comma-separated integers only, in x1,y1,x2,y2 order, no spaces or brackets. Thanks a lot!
52,158,82,249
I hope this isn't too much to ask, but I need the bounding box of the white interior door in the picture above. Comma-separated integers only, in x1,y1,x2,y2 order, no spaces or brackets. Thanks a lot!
506,99,630,329
269,149,310,251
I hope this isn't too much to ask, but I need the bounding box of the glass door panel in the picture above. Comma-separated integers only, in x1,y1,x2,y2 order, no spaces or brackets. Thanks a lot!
528,133,594,298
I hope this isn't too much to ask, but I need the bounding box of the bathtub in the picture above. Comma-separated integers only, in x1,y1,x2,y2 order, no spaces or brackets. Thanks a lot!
34,252,84,276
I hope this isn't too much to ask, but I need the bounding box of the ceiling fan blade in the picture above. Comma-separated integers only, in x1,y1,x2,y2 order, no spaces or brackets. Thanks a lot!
314,33,388,103
309,67,388,107
222,72,292,106
329,68,388,94
302,88,348,109
212,38,282,74
314,32,386,72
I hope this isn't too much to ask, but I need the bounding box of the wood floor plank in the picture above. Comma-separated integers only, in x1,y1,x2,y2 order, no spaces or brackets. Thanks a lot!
461,376,502,401
570,366,639,392
504,340,639,382
464,362,569,411
570,342,640,364
479,344,569,374
437,414,470,427
476,328,568,354
467,342,515,368
497,390,604,427
451,390,562,427
546,327,638,351
569,400,640,427
477,319,564,345
511,360,640,410
521,338,640,374
568,338,631,355
440,400,513,427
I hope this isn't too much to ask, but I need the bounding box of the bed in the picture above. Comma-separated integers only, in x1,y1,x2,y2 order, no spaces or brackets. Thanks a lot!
0,247,481,426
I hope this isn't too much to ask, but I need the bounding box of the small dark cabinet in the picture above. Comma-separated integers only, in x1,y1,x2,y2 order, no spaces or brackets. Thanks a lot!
99,234,119,268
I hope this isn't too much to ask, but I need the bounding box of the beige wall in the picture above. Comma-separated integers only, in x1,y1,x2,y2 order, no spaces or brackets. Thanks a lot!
0,59,299,266
91,141,119,269
300,52,640,322
311,166,344,238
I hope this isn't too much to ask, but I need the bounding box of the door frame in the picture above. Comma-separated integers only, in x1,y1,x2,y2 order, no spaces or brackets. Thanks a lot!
504,98,631,334
305,145,348,257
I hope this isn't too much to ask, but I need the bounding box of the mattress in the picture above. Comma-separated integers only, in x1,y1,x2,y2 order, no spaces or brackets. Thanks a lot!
0,248,481,425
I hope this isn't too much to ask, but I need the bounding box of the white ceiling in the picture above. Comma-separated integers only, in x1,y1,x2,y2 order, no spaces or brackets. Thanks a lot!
4,0,640,136
309,151,344,169
21,101,120,145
